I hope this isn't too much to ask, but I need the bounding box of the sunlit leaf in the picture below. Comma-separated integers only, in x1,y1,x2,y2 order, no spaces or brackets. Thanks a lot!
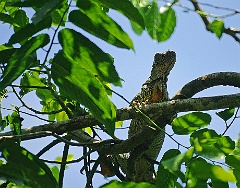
71,0,134,50
144,1,176,42
115,121,123,128
0,140,58,188
188,158,236,182
100,180,155,188
32,0,62,24
157,149,181,187
130,20,144,35
161,148,194,172
8,111,22,142
50,166,59,182
225,154,240,187
55,154,74,162
210,20,224,39
52,28,120,135
225,155,240,170
157,5,176,42
233,134,240,155
92,0,145,30
58,29,121,86
144,1,160,40
19,70,45,96
8,16,52,45
172,112,211,135
0,34,50,91
52,50,116,135
51,0,68,26
55,110,68,121
190,129,235,159
36,88,65,121
216,108,235,122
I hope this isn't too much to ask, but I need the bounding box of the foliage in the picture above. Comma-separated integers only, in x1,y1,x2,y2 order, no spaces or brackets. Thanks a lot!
0,0,239,188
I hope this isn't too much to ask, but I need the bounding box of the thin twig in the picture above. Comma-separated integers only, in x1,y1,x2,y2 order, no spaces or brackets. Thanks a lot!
41,150,95,164
222,107,240,135
189,0,240,43
59,143,70,188
1,106,55,122
11,87,63,115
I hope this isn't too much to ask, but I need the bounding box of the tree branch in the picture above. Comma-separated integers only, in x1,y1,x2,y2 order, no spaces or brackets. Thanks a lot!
190,0,240,43
172,72,240,99
1,93,240,139
1,72,240,156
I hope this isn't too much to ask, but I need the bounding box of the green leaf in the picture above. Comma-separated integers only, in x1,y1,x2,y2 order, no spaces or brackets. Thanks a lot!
100,180,155,188
0,34,50,91
55,110,68,121
0,12,20,27
232,169,240,188
172,112,211,135
144,1,160,40
210,20,224,39
157,6,176,42
188,157,236,182
52,28,121,135
216,108,235,122
36,88,53,105
8,16,52,45
211,180,229,188
0,140,58,188
0,45,17,63
92,0,145,29
130,20,144,35
225,155,240,187
19,70,45,96
115,121,123,128
32,0,62,24
225,155,240,170
52,50,116,135
233,134,240,155
161,148,194,173
51,0,68,26
71,0,134,50
6,0,50,8
129,0,148,35
8,111,22,140
13,9,29,29
156,149,181,187
190,129,235,158
144,1,176,42
36,88,65,121
50,166,59,182
58,29,121,86
55,154,74,163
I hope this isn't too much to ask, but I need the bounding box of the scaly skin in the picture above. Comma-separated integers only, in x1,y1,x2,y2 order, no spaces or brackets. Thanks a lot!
128,50,176,182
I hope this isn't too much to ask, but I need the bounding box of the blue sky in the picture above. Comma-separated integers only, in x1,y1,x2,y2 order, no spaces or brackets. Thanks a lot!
1,1,240,187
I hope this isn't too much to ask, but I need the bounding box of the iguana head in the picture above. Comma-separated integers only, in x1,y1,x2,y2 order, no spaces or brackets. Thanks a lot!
150,50,176,81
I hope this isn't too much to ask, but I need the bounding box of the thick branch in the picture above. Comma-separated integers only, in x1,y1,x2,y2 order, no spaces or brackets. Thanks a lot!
172,72,240,99
1,72,240,155
0,93,240,140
